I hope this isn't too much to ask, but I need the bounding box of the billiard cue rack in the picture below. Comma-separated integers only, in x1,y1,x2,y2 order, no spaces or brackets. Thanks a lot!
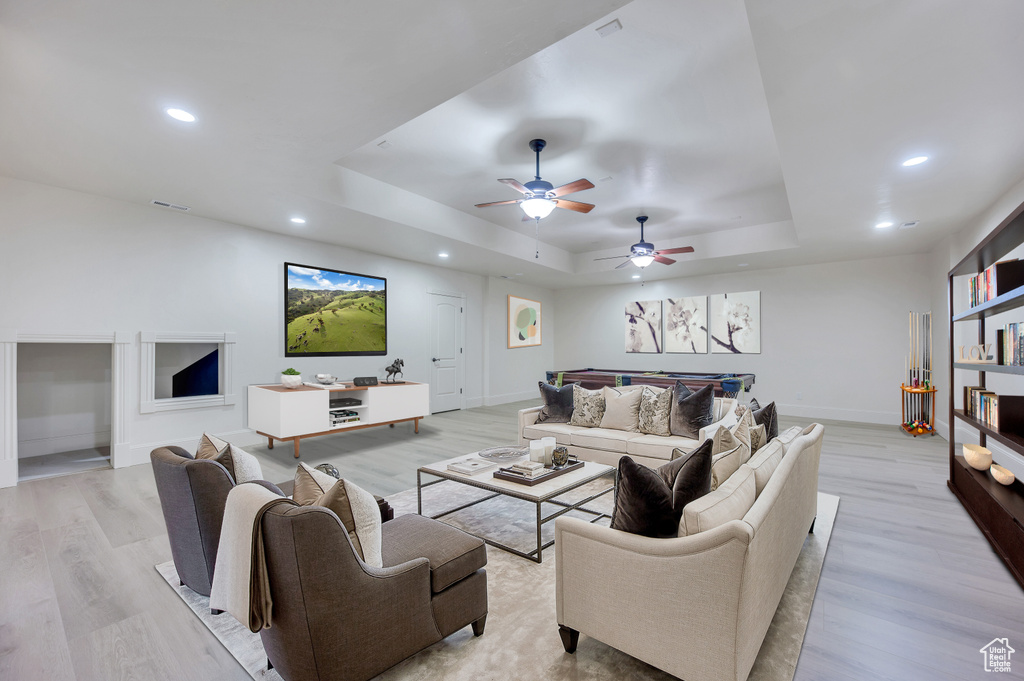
902,310,936,436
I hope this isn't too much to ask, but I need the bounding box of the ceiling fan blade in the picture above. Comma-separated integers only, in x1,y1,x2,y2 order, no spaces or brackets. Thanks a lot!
548,178,595,197
654,246,695,255
614,260,634,270
475,199,522,208
553,199,595,214
498,178,530,194
593,255,630,261
653,255,676,265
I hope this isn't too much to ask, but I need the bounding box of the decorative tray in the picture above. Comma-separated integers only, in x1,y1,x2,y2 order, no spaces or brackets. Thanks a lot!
493,460,584,486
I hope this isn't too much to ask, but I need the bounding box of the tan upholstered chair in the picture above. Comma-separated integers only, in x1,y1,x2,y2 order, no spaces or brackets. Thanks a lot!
258,506,488,681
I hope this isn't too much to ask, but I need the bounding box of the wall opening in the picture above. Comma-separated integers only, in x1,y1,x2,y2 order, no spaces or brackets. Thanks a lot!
155,342,219,399
16,342,112,481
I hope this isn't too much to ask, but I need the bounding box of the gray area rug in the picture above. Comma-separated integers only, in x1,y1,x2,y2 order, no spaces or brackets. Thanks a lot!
155,480,839,681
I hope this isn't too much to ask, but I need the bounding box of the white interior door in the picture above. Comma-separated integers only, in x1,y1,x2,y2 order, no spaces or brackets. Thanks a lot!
428,292,463,413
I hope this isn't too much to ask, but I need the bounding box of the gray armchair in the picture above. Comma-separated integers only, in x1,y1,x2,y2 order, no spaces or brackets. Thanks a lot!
258,506,487,681
151,445,281,597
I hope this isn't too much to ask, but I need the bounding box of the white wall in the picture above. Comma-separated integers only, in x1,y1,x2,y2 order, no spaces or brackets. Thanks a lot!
482,277,556,405
0,175,544,470
554,254,932,424
17,343,111,457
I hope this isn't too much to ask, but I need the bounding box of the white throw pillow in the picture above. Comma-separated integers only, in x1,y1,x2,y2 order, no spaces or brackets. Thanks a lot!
680,465,756,536
600,386,643,432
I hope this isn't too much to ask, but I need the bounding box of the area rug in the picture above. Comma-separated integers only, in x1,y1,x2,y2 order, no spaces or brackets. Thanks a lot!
155,480,838,681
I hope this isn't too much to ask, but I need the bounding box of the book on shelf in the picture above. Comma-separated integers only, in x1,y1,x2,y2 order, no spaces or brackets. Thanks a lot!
996,323,1024,366
447,457,499,475
968,259,1024,308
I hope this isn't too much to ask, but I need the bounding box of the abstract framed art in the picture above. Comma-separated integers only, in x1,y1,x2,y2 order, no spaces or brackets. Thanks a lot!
508,295,541,348
710,291,761,354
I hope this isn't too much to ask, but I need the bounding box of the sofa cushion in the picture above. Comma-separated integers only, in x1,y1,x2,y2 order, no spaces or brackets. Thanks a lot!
710,441,745,491
610,442,712,538
293,463,383,568
752,400,779,440
569,384,606,427
628,434,701,460
638,385,672,436
570,428,643,453
776,425,803,452
680,464,756,536
600,386,643,432
380,513,486,593
669,382,714,439
747,439,785,496
523,422,588,445
536,381,575,423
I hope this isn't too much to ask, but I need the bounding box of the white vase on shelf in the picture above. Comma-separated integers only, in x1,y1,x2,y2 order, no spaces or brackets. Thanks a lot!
281,374,302,389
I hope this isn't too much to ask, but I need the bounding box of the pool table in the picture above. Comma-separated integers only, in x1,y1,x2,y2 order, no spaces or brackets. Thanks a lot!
545,369,755,398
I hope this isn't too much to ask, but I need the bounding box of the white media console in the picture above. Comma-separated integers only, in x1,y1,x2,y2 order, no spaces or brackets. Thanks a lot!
247,381,430,458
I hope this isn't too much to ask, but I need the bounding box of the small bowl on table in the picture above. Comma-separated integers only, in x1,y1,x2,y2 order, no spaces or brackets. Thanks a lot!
315,374,337,385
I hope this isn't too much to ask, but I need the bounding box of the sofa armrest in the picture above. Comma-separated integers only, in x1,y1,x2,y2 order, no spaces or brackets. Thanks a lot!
518,406,543,445
555,517,753,681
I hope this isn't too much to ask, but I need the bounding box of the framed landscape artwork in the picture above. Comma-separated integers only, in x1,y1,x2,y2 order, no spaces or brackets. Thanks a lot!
665,296,708,353
625,300,663,353
284,263,387,356
508,295,541,348
709,291,760,354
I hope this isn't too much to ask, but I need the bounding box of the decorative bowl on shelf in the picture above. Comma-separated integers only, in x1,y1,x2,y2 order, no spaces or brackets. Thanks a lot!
991,464,1016,486
963,444,992,471
315,374,337,385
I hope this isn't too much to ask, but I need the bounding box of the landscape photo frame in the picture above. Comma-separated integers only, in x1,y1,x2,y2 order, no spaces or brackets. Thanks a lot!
284,262,387,357
508,295,542,348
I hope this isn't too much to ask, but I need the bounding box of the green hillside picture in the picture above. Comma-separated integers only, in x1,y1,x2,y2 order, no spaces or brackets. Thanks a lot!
285,264,386,356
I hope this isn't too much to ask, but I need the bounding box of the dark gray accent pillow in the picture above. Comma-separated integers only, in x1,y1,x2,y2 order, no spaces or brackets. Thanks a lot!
669,382,714,438
536,381,574,423
752,400,778,440
609,440,713,538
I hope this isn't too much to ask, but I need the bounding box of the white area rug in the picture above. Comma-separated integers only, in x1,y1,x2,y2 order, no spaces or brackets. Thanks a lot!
155,484,838,681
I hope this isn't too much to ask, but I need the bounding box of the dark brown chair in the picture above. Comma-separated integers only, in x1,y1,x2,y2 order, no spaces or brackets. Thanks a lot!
259,505,487,681
151,446,281,597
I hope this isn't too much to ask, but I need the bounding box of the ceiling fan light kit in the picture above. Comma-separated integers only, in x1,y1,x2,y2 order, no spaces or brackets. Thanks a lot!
594,215,695,273
521,197,556,219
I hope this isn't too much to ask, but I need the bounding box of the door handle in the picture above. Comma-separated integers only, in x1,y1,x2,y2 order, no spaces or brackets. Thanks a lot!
432,357,439,362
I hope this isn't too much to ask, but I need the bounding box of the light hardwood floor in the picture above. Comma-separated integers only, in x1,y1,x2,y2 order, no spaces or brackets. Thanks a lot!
1,403,1022,680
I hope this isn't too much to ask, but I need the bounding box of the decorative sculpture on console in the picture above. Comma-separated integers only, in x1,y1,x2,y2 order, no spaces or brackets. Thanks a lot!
384,358,405,383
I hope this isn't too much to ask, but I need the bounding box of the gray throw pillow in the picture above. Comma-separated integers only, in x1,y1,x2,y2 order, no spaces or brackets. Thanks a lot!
669,382,714,439
536,381,575,423
752,401,778,440
609,440,713,538
638,385,672,436
569,384,606,427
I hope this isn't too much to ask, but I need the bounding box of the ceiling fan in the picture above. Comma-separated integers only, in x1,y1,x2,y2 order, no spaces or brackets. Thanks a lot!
475,139,595,220
595,215,694,269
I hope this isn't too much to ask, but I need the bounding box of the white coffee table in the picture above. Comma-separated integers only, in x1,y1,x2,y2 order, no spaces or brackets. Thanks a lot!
417,454,615,563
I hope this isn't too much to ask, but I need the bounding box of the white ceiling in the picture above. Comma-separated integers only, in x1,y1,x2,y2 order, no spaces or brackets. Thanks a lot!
2,0,1024,288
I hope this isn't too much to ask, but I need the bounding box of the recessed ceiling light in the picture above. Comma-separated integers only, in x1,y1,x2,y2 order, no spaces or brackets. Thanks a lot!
738,263,749,267
875,221,893,229
902,156,928,167
290,217,306,224
166,108,196,123
632,274,640,279
438,252,449,258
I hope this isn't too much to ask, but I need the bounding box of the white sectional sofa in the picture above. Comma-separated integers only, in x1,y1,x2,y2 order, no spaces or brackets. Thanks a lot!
518,397,738,469
555,423,824,681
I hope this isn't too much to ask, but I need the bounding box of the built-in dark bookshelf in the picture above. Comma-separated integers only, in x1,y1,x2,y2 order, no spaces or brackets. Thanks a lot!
948,198,1024,590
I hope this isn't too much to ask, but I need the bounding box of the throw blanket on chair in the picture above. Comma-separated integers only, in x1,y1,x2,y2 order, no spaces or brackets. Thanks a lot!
210,483,293,632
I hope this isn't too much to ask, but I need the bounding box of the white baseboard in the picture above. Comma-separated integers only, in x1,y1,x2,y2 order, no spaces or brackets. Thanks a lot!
464,397,484,409
484,390,537,407
123,428,263,468
776,403,898,426
17,431,111,458
0,458,17,488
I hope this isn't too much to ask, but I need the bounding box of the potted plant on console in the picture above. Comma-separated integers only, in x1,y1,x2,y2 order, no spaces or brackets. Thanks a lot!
281,367,302,389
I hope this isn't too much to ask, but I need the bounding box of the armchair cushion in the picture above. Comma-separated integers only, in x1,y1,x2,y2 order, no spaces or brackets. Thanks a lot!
293,463,383,567
380,513,486,593
195,434,263,484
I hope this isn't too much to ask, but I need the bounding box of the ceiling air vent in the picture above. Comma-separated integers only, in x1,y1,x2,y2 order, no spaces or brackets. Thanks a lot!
151,200,190,212
897,220,920,231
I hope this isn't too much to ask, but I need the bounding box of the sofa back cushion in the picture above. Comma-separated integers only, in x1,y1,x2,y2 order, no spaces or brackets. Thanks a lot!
680,464,755,536
610,440,713,538
775,425,803,452
669,382,714,439
569,384,606,427
600,386,643,432
638,385,672,436
535,381,575,423
746,439,785,496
